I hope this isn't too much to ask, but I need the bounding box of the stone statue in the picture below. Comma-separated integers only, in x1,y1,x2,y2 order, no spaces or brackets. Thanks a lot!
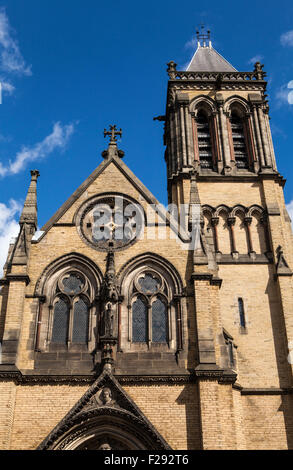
104,302,114,337
100,387,115,406
98,442,111,450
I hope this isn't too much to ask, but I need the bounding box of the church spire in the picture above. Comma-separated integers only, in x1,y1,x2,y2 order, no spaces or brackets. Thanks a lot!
19,170,40,229
9,170,40,267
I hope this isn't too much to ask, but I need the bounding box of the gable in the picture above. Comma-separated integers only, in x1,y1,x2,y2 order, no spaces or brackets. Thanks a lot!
36,155,190,243
38,370,171,450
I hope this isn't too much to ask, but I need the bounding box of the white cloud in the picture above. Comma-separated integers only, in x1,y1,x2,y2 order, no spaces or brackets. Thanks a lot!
275,82,293,107
248,55,264,65
0,8,31,97
0,122,75,177
281,30,293,47
0,8,31,76
286,200,293,229
185,37,197,50
0,199,21,277
0,79,15,94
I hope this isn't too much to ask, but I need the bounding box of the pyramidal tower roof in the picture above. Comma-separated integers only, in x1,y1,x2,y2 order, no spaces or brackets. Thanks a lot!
186,28,237,72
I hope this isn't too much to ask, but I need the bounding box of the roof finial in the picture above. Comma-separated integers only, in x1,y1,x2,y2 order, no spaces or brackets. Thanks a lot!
104,125,122,144
102,125,124,159
19,169,40,228
196,25,211,48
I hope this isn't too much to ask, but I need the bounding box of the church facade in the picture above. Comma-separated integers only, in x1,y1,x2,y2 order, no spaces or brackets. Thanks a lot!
0,31,293,450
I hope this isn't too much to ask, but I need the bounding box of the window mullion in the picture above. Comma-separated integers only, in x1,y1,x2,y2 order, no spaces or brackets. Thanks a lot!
148,300,152,348
68,297,74,346
168,303,172,347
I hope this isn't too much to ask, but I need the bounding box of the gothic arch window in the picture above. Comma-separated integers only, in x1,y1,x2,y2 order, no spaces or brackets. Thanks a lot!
51,272,90,345
132,296,148,343
51,296,70,344
119,256,184,353
196,110,214,169
35,255,102,352
229,109,250,169
130,271,169,346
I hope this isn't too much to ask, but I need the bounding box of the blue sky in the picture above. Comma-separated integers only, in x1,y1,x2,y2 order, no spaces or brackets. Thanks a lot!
0,0,293,272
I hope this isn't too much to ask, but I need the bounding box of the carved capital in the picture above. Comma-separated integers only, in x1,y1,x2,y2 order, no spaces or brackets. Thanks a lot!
227,217,236,226
244,217,252,226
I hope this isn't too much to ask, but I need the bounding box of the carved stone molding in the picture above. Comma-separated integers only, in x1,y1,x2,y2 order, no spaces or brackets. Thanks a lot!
37,370,171,450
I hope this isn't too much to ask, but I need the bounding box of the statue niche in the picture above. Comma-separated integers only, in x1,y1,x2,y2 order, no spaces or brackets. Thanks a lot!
100,302,116,338
99,245,119,340
98,245,120,371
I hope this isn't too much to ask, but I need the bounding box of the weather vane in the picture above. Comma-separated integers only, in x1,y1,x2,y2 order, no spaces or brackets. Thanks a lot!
196,24,211,47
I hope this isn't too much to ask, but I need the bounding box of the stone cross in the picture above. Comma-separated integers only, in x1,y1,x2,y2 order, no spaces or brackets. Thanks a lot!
104,125,122,143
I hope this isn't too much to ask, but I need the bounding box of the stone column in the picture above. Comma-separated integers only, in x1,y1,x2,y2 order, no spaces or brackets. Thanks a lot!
212,112,222,172
264,111,277,170
184,104,194,167
252,104,266,168
174,106,182,171
244,217,255,255
227,217,237,256
170,113,177,175
211,217,220,253
257,105,272,168
246,112,259,172
177,93,190,168
216,96,232,171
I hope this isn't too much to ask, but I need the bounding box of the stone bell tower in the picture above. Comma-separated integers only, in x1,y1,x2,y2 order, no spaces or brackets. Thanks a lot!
159,28,293,449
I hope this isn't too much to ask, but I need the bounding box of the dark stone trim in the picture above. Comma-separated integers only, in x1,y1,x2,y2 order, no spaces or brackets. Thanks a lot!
191,273,223,287
275,272,293,279
191,273,212,282
232,382,243,392
194,365,237,384
53,223,75,227
0,369,194,385
168,80,266,92
25,295,46,301
241,387,293,395
116,374,195,385
210,277,223,287
1,274,30,286
168,167,285,186
217,254,272,264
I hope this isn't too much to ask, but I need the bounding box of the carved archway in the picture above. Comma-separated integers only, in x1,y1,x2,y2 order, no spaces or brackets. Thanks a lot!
45,409,166,450
37,370,171,450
